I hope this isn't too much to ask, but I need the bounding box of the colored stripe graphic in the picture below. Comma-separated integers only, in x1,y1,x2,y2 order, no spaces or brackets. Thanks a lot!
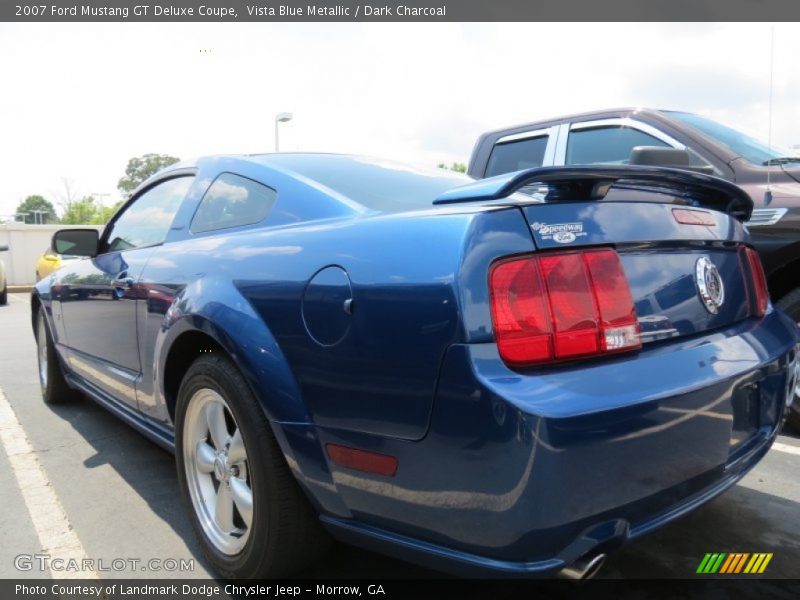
744,554,760,573
759,554,773,573
697,553,727,573
719,554,736,573
696,553,714,573
733,553,749,573
744,553,773,574
698,552,773,574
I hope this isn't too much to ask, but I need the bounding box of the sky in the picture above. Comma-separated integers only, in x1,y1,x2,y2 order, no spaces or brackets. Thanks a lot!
1,22,798,219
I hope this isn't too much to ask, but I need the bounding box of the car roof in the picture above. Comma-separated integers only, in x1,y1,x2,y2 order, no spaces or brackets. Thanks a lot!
152,153,472,216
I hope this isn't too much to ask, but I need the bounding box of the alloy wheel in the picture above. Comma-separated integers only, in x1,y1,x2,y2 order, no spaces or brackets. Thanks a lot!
183,388,253,555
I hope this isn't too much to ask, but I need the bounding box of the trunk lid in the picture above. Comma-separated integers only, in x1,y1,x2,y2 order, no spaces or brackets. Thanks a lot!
520,200,751,343
437,166,757,345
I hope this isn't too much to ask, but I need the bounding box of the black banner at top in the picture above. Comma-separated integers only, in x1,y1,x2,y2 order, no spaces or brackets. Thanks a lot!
4,0,800,22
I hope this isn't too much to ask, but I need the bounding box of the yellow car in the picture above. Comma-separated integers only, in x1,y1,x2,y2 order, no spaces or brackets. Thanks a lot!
35,247,79,281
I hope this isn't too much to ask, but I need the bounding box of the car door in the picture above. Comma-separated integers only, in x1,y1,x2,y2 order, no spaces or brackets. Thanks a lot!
58,175,194,408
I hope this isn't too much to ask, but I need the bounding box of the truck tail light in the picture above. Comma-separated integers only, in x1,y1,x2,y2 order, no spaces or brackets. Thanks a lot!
743,246,769,318
489,248,641,367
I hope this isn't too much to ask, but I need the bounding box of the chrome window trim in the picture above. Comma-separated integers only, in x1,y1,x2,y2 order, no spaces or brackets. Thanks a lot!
496,127,552,145
553,118,686,166
569,117,685,147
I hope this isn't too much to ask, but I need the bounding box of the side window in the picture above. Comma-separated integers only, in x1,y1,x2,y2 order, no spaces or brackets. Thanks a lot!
104,176,193,253
485,135,549,177
190,173,277,234
566,126,669,165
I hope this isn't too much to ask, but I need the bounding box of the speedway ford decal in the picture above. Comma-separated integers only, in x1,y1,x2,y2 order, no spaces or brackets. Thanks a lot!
531,221,587,244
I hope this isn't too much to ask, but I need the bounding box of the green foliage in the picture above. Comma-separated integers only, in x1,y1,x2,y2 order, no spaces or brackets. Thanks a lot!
437,161,467,173
118,153,180,195
15,195,58,224
60,197,121,225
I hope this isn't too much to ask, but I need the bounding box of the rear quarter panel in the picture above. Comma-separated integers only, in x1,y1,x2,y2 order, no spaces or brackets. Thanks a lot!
142,193,535,441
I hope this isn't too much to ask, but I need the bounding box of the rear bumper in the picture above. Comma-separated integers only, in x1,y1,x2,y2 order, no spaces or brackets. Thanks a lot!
313,309,798,576
322,429,775,576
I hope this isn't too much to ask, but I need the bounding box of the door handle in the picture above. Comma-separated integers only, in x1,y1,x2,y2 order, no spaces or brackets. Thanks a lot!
112,274,134,289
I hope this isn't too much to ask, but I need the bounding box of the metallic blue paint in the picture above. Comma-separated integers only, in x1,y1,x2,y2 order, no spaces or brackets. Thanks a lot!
32,155,799,576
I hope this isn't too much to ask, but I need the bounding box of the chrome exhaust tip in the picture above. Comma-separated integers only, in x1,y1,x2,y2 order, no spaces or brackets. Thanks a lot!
557,553,606,580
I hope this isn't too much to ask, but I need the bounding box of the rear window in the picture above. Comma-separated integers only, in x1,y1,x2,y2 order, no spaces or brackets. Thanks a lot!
191,173,277,234
260,155,470,213
486,135,548,177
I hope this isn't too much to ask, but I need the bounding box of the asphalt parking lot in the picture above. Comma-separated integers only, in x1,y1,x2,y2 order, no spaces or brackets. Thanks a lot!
0,292,798,580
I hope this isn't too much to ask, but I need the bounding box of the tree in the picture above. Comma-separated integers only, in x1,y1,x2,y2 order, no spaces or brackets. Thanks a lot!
55,177,80,222
437,161,467,173
60,196,100,225
60,197,123,225
118,153,180,195
15,195,58,224
100,201,124,223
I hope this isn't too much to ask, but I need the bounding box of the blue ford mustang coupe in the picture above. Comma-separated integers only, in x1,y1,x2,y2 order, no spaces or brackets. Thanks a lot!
32,154,798,579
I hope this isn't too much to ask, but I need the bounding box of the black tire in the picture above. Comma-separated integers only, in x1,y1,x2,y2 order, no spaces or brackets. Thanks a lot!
175,354,330,578
0,284,7,305
36,308,81,404
776,289,800,432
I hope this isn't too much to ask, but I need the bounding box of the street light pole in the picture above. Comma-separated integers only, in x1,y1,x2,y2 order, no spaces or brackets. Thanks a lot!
275,112,293,152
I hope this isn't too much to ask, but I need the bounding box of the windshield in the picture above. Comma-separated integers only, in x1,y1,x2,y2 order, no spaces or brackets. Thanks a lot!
666,111,800,166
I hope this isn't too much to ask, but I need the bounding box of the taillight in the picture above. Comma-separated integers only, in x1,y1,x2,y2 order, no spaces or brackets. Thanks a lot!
743,246,769,317
489,248,641,367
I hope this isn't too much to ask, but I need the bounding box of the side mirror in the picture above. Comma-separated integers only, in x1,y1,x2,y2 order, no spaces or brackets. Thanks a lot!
0,245,8,252
629,146,691,167
52,229,99,258
629,146,714,174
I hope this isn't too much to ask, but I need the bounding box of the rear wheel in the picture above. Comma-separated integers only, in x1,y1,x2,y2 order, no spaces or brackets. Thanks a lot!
175,354,329,578
36,308,81,404
776,289,800,431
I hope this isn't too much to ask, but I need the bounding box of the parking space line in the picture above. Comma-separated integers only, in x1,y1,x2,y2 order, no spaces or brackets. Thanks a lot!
772,442,800,456
0,387,97,580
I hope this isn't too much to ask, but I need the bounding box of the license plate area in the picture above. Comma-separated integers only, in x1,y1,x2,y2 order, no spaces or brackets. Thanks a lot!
729,381,760,453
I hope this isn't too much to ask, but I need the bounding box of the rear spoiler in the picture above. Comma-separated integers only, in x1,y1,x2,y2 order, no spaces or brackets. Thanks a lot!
433,166,753,222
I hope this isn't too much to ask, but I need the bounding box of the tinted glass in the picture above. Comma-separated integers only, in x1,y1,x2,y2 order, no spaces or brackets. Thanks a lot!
486,136,548,177
566,126,669,165
667,111,800,165
258,155,470,213
191,173,276,234
105,177,193,253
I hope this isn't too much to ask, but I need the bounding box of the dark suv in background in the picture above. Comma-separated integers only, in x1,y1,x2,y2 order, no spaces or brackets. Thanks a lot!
469,108,800,429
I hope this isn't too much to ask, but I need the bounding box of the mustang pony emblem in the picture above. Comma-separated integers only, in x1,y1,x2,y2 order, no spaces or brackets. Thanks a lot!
696,256,725,314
